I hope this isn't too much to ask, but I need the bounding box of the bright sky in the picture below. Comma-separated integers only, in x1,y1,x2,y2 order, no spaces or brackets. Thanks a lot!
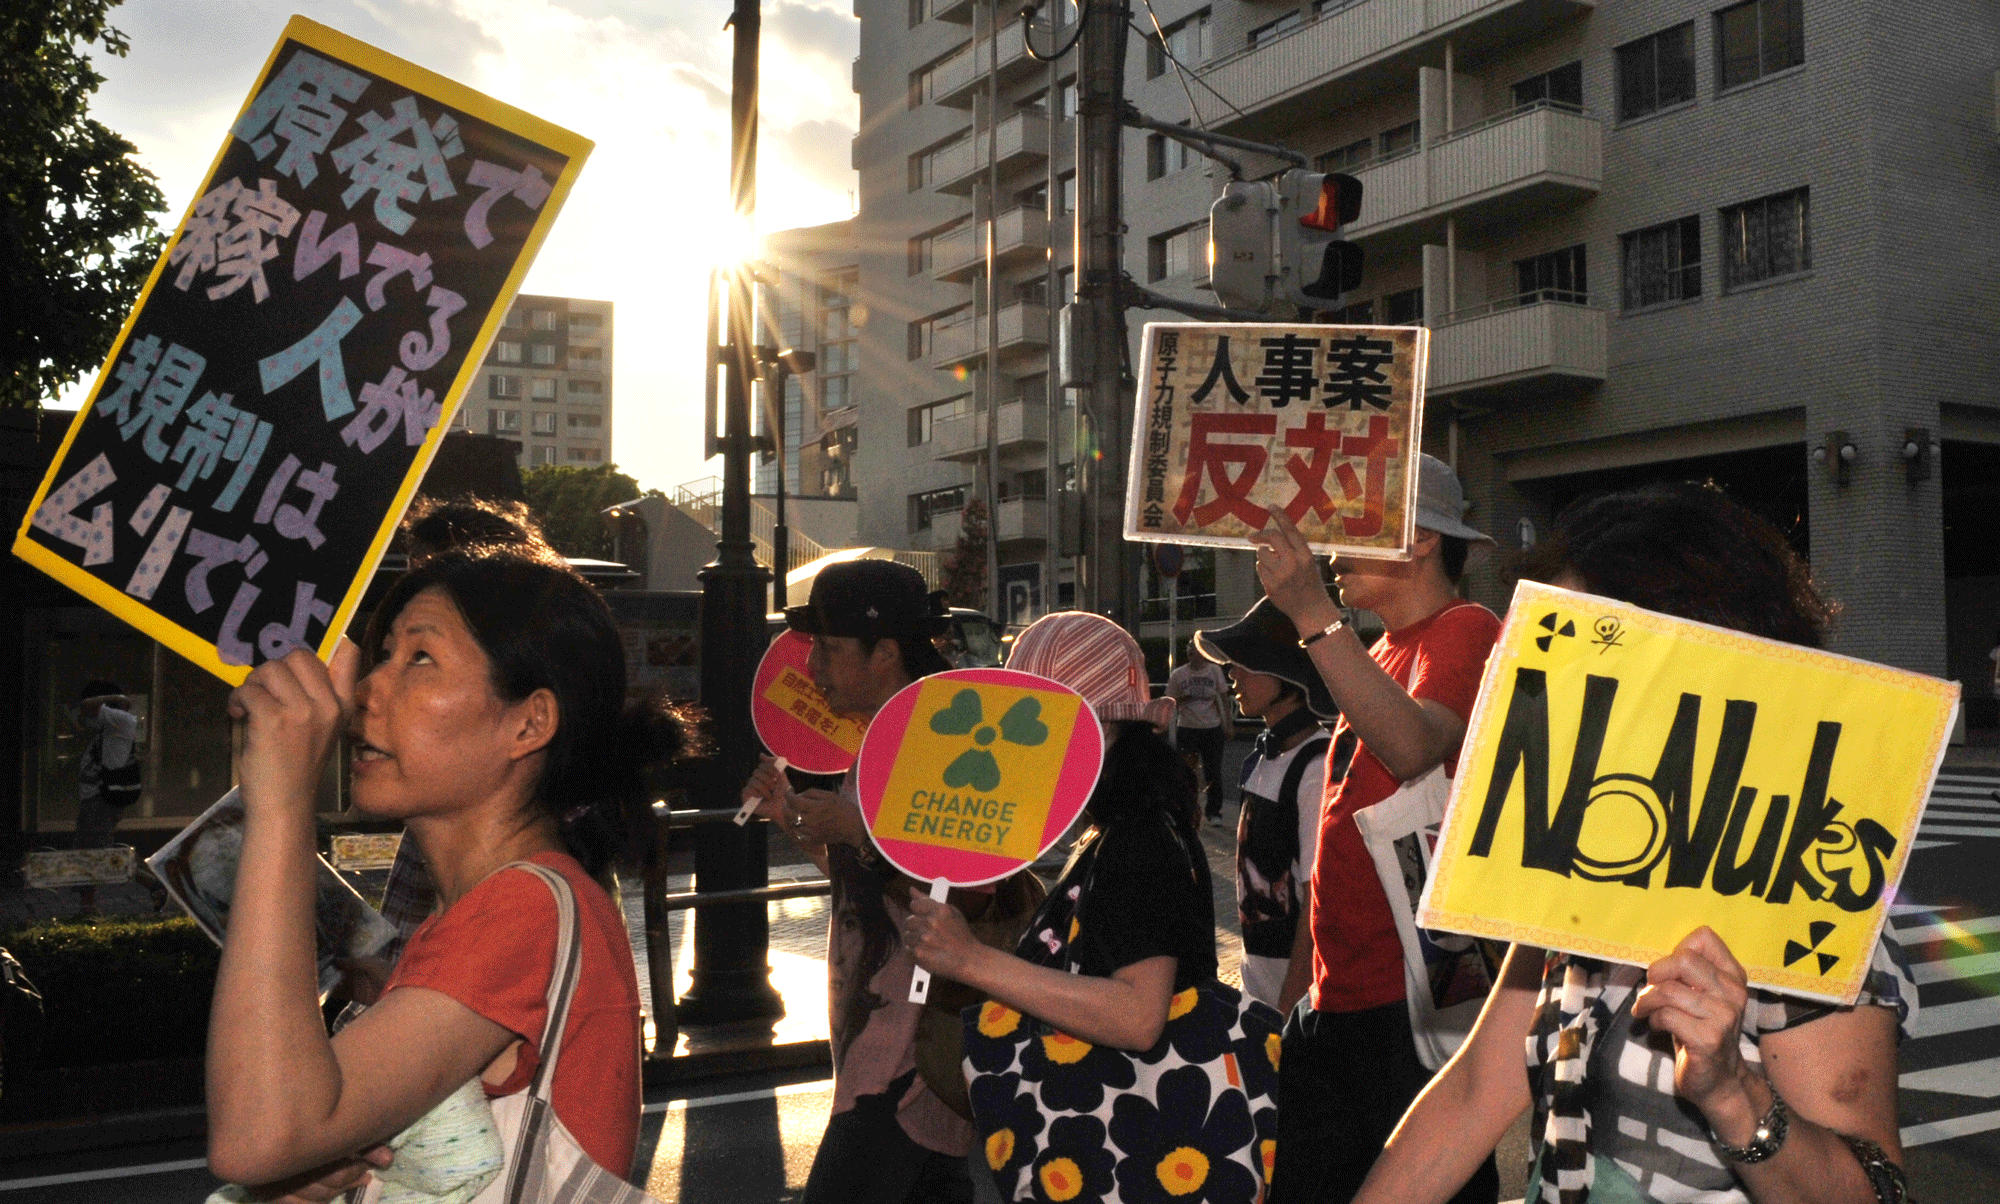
67,0,860,495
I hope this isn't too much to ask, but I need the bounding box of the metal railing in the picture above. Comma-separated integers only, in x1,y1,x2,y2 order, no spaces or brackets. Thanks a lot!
1434,289,1596,327
669,476,945,590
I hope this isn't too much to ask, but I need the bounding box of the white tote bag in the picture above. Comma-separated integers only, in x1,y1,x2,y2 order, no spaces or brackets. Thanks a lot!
357,861,662,1204
1351,768,1494,1070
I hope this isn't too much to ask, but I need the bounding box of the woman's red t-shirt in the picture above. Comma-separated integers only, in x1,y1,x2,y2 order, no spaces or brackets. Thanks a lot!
385,851,641,1173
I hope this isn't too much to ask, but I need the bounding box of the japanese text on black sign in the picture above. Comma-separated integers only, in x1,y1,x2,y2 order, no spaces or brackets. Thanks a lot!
13,17,590,683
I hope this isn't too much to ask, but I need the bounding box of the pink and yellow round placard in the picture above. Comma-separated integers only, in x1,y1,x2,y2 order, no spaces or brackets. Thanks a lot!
751,630,867,775
855,668,1103,886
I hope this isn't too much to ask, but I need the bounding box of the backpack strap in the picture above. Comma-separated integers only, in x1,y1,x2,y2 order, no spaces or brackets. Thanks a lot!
1278,735,1331,808
498,861,585,1103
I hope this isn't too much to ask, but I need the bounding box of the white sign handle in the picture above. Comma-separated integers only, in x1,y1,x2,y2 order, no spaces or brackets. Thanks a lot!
736,756,790,825
908,877,952,1003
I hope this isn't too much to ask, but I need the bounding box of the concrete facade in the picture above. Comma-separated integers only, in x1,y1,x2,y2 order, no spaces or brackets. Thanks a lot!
787,0,2000,683
461,293,614,469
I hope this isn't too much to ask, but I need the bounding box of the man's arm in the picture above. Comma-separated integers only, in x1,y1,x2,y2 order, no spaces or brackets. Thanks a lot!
1275,905,1315,1016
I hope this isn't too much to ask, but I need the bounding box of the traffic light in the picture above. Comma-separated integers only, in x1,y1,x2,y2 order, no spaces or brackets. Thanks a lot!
1207,180,1277,312
1276,169,1363,311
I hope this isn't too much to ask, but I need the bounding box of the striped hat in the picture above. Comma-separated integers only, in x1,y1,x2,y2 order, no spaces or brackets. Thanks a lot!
1007,612,1175,729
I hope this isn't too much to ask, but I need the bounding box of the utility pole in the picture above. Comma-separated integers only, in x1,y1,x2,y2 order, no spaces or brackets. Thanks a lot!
680,0,783,1026
982,0,1003,621
1073,0,1133,623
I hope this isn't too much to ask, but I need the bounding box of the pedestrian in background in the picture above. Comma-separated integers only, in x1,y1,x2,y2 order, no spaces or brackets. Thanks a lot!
73,679,142,849
1167,640,1234,821
1194,600,1336,1014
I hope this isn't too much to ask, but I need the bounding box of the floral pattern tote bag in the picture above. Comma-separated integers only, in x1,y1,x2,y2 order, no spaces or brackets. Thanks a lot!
960,831,1285,1203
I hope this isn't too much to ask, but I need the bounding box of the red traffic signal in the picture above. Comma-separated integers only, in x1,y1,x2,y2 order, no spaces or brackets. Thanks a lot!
1299,172,1363,232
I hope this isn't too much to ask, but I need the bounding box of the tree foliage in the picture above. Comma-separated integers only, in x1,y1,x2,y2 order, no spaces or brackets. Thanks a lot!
521,463,652,559
2,0,167,408
941,498,989,609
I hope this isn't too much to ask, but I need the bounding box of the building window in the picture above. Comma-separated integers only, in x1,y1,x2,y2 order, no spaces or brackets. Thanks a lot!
1378,120,1420,161
489,409,521,434
1511,61,1583,110
1717,0,1802,91
567,311,601,333
1147,10,1210,78
1058,172,1076,216
501,308,524,328
911,306,969,360
530,378,556,401
530,310,559,331
1247,10,1302,48
565,446,602,463
1059,79,1077,120
908,0,929,28
1621,216,1702,309
488,374,520,399
569,379,604,396
1384,287,1424,325
569,347,602,370
1331,299,1374,323
566,413,604,430
1515,245,1588,303
909,58,943,109
531,412,557,435
911,485,966,531
493,339,523,364
1617,24,1695,122
529,342,556,366
1146,126,1200,180
910,138,960,191
908,395,973,446
1148,224,1205,282
1721,188,1809,289
531,445,557,465
909,218,966,277
1315,137,1372,173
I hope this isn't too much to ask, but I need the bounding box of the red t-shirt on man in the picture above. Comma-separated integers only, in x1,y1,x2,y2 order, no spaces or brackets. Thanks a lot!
386,850,642,1173
1308,602,1500,1013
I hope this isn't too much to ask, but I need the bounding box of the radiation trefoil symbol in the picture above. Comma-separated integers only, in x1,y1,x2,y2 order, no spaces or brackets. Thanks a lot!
928,688,1049,791
1783,920,1839,976
1535,611,1576,652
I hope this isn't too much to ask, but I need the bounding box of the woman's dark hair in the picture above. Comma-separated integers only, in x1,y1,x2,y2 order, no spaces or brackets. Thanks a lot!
401,496,564,568
363,551,704,875
1521,482,1836,647
1087,720,1202,843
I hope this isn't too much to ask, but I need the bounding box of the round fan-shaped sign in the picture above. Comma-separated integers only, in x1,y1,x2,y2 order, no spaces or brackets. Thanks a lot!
854,667,1103,887
750,630,867,775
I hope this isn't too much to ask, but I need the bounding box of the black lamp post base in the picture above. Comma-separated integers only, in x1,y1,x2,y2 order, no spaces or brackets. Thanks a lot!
677,968,787,1024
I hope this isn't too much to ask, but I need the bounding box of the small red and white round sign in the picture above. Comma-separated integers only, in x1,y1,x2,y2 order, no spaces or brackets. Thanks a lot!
750,630,867,774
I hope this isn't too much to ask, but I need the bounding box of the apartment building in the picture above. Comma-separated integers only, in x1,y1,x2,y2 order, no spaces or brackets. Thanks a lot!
462,294,614,468
758,221,862,504
811,0,2000,689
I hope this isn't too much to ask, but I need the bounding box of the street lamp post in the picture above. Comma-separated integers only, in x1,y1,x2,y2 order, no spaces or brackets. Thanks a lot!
678,0,783,1026
757,346,816,612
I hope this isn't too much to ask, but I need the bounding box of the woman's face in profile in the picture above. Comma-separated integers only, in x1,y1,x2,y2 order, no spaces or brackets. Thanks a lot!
348,587,530,819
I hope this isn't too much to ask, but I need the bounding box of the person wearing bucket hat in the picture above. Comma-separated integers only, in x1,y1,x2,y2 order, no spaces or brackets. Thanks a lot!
1250,453,1503,1204
743,558,978,1203
1192,600,1335,1012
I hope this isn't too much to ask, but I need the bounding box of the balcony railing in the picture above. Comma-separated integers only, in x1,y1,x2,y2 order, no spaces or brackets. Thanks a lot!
1428,293,1606,398
931,397,1051,460
1345,102,1601,240
933,207,1051,282
930,302,1052,370
934,113,1050,195
933,22,1040,107
994,497,1048,542
1195,0,1595,131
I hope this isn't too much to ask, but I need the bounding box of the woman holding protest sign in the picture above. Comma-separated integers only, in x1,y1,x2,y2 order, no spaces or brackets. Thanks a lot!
1349,483,1916,1204
205,551,695,1200
905,612,1283,1204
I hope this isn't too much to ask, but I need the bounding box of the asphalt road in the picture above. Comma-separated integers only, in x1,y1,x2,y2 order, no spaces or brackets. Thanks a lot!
3,758,1995,1202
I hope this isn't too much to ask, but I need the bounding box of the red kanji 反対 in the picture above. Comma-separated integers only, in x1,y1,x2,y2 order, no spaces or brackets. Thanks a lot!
1172,412,1278,528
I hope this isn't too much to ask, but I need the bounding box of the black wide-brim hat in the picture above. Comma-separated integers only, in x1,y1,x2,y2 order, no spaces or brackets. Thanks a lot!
783,558,953,676
1193,598,1339,721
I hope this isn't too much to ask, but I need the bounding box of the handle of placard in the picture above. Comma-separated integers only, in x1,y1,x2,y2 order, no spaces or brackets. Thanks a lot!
736,757,790,825
907,878,951,1004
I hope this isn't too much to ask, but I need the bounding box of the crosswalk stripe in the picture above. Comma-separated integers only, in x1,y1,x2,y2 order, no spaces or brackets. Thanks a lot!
0,1158,209,1193
1912,951,2000,986
1912,839,1957,851
1909,995,2000,1040
1915,824,2000,839
1895,914,2000,944
1921,811,2000,825
1902,1108,2000,1148
1900,1056,2000,1099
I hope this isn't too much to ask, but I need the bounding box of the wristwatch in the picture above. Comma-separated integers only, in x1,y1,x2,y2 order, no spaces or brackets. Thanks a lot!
1299,617,1345,649
1710,1084,1789,1164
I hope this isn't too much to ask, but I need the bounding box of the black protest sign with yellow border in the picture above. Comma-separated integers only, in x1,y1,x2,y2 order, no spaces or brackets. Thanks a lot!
1419,581,1958,1003
12,16,589,684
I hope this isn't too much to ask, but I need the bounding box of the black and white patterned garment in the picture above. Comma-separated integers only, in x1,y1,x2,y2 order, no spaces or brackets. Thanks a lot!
1524,931,1917,1204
